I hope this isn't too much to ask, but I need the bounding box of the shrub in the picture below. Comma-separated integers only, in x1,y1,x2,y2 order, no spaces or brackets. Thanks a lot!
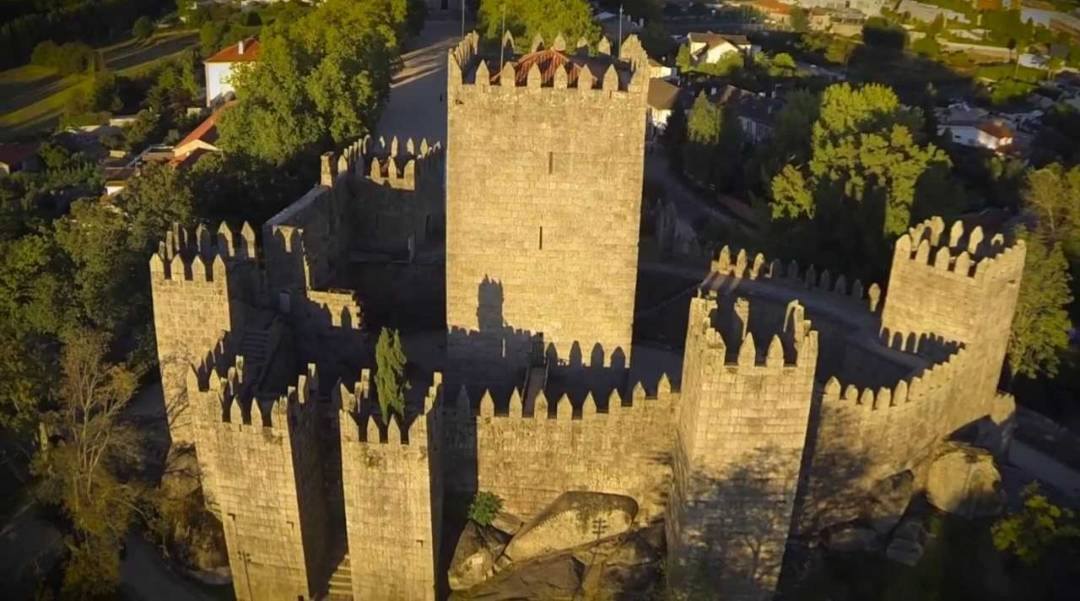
468,491,503,526
133,16,154,41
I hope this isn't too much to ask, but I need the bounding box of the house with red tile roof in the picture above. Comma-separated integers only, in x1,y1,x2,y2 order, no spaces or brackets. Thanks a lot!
171,104,231,168
204,37,260,107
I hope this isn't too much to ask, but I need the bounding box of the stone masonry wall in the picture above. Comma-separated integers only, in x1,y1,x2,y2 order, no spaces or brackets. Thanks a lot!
445,34,650,384
667,294,817,600
337,376,444,601
880,218,1025,432
444,378,676,521
150,223,258,447
188,365,326,601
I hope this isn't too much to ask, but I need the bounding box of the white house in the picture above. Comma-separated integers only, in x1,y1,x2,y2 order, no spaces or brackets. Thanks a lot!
204,37,261,107
939,119,1015,152
647,79,681,138
687,32,754,65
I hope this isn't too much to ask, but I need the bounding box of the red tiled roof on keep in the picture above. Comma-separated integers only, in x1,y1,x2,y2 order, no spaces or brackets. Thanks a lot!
489,48,619,88
205,37,261,64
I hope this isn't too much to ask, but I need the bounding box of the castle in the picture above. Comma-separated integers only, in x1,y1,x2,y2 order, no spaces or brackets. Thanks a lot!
149,32,1024,600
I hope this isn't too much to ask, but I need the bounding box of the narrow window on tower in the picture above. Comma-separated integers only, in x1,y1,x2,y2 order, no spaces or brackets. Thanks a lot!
539,226,543,250
548,151,553,175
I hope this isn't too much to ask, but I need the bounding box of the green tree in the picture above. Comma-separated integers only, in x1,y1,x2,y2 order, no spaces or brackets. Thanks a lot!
1023,164,1080,246
478,0,599,46
132,16,154,41
375,327,409,421
53,200,133,331
114,162,195,253
791,7,809,33
468,491,504,526
683,92,722,187
768,83,950,278
675,43,692,72
756,89,819,188
33,330,142,598
1008,231,1073,379
993,483,1080,566
218,0,402,165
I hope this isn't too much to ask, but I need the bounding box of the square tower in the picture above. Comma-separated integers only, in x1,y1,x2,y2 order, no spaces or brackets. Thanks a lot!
445,33,650,386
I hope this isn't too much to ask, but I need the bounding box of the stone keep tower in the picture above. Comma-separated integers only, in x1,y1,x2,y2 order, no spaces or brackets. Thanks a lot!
445,33,650,385
668,292,818,599
880,217,1025,431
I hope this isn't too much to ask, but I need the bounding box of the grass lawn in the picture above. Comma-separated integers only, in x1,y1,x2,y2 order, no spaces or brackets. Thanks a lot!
0,29,198,141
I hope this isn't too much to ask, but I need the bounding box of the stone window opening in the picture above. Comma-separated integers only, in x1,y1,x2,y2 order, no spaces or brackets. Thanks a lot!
548,151,553,175
539,226,543,250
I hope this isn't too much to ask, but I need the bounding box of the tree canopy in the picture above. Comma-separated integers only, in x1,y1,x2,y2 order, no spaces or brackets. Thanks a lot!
768,83,956,277
218,0,417,165
478,0,599,46
375,327,409,421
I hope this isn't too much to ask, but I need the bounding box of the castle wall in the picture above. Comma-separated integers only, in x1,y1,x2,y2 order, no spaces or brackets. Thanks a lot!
352,139,446,252
444,380,676,521
667,294,817,600
150,223,259,447
881,218,1025,432
188,366,330,601
445,36,649,384
337,376,443,601
797,345,968,532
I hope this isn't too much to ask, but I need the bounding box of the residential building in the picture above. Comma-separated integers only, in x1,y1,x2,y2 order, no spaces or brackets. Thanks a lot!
171,105,229,168
686,32,754,65
710,84,782,142
0,143,40,175
940,119,1015,152
647,78,681,137
204,37,261,107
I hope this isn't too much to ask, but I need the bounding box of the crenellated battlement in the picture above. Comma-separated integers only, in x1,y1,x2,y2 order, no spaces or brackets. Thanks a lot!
462,372,678,422
820,342,967,413
892,217,1025,284
322,133,445,191
689,291,819,369
335,369,443,446
709,245,883,313
448,31,649,97
150,222,258,282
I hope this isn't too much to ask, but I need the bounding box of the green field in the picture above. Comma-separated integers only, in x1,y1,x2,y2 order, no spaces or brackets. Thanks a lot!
0,30,198,140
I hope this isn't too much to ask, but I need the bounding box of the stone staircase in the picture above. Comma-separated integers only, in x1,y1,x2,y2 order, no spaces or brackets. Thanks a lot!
238,327,271,375
325,554,352,600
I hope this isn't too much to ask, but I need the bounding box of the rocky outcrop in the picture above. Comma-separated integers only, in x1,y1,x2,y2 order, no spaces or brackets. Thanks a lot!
450,524,665,600
925,443,1004,517
884,515,928,567
821,522,882,553
449,522,510,591
503,492,638,562
491,511,524,536
450,554,584,600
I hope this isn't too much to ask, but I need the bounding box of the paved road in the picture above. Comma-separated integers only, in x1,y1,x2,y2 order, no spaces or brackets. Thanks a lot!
375,18,462,147
1007,440,1080,501
644,151,743,229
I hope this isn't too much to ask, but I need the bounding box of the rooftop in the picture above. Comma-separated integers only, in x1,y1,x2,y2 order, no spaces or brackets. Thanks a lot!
647,79,681,111
471,46,633,88
687,32,752,48
204,37,261,64
0,143,39,167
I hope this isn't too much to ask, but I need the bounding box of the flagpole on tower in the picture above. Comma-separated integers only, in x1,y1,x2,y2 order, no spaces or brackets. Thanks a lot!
618,4,623,56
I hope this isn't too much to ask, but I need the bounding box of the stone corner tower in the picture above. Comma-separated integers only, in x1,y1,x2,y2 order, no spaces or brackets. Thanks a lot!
445,32,650,386
667,291,819,599
880,217,1026,430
